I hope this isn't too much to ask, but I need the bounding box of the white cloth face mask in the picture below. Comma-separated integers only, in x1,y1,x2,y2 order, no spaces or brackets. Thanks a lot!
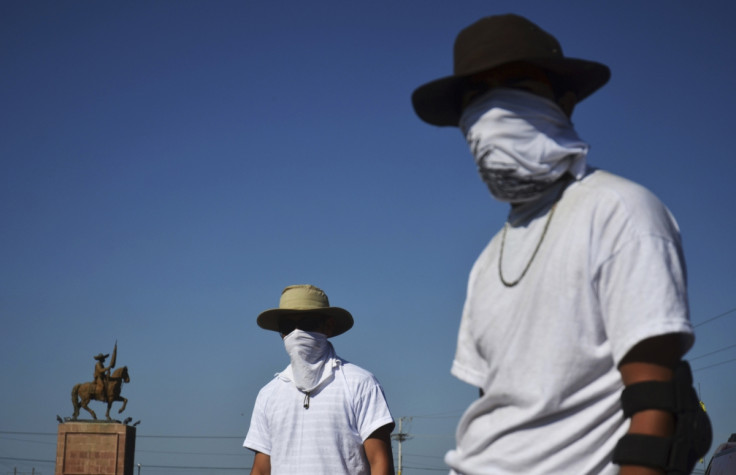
459,88,589,203
283,329,334,393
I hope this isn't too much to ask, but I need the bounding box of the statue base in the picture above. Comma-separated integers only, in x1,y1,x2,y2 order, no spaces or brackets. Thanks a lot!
56,421,136,475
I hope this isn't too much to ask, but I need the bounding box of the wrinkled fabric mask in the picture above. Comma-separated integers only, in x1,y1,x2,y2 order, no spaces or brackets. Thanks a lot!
459,88,589,203
283,329,335,393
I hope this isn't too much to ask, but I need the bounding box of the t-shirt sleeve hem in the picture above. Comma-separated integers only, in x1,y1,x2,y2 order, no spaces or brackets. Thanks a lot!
613,322,694,366
360,417,396,442
243,439,270,455
451,360,485,388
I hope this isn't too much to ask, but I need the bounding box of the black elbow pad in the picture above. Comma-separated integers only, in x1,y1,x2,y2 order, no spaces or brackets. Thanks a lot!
612,361,712,474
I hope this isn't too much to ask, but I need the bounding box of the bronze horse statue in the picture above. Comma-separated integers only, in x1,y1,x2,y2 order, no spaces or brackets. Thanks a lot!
71,366,130,421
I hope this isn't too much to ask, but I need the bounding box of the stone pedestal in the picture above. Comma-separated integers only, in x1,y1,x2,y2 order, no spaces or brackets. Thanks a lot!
56,422,136,475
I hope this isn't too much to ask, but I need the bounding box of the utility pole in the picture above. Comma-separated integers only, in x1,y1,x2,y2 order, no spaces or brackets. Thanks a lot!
391,416,412,475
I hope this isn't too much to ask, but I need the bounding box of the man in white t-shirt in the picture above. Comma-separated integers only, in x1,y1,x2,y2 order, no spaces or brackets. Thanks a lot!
244,284,395,475
411,14,710,475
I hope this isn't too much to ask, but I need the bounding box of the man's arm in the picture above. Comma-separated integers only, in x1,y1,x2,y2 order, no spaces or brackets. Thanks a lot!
250,451,271,475
617,333,683,475
363,423,395,475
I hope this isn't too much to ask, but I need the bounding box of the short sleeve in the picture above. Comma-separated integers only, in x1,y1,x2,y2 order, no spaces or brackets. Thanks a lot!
598,235,694,365
450,257,490,388
243,386,272,455
353,375,394,442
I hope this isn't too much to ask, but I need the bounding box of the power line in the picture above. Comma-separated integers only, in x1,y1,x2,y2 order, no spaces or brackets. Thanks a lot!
690,342,736,361
403,452,447,460
134,464,248,471
0,436,54,446
406,409,466,419
0,431,242,440
138,435,242,439
0,457,53,464
137,448,247,457
402,465,448,471
0,457,250,472
408,433,455,439
694,356,736,372
693,306,736,327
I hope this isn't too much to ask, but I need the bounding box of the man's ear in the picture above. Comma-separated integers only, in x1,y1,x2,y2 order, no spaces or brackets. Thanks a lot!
557,91,577,117
321,317,337,338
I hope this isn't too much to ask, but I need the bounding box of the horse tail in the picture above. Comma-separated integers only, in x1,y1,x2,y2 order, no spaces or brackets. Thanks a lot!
71,384,81,412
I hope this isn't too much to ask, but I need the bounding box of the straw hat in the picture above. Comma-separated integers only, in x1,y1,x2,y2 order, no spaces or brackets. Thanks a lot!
412,14,610,126
257,285,354,336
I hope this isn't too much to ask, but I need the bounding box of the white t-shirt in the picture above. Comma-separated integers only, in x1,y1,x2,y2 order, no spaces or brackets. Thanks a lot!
244,357,394,475
446,169,694,474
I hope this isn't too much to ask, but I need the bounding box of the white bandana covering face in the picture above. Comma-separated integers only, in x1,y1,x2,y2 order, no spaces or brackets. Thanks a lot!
459,88,589,203
283,329,336,393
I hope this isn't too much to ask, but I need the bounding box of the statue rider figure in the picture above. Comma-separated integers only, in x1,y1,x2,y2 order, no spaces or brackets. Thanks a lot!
93,353,111,400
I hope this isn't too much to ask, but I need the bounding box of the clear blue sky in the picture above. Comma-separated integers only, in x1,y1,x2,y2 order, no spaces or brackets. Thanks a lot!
2,1,735,473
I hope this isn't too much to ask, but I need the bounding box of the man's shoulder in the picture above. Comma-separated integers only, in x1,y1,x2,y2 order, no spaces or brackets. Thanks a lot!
256,373,287,396
571,168,680,238
573,168,668,212
336,358,381,384
580,168,654,196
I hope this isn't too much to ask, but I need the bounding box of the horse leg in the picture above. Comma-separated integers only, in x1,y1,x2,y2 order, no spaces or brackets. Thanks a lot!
106,399,113,421
117,396,128,414
82,398,97,420
80,391,98,420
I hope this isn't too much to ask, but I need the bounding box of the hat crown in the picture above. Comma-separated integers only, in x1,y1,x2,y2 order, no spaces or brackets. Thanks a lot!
279,284,330,311
454,14,562,76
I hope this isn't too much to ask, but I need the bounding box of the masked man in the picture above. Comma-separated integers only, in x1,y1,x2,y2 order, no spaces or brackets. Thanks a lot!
244,284,395,475
412,14,710,475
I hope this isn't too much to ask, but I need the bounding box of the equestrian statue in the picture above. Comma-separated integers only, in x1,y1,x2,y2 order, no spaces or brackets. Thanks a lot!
71,342,131,421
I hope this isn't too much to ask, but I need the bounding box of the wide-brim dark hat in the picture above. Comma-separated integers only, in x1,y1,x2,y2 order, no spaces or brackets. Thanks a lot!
412,14,611,127
257,284,354,337
94,353,109,361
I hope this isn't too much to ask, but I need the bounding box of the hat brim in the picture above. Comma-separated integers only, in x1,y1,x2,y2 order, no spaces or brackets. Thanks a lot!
257,307,354,337
412,58,611,127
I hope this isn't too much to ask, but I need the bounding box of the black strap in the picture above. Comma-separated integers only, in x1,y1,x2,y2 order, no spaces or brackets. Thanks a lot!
621,380,677,417
620,361,696,418
612,434,671,469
